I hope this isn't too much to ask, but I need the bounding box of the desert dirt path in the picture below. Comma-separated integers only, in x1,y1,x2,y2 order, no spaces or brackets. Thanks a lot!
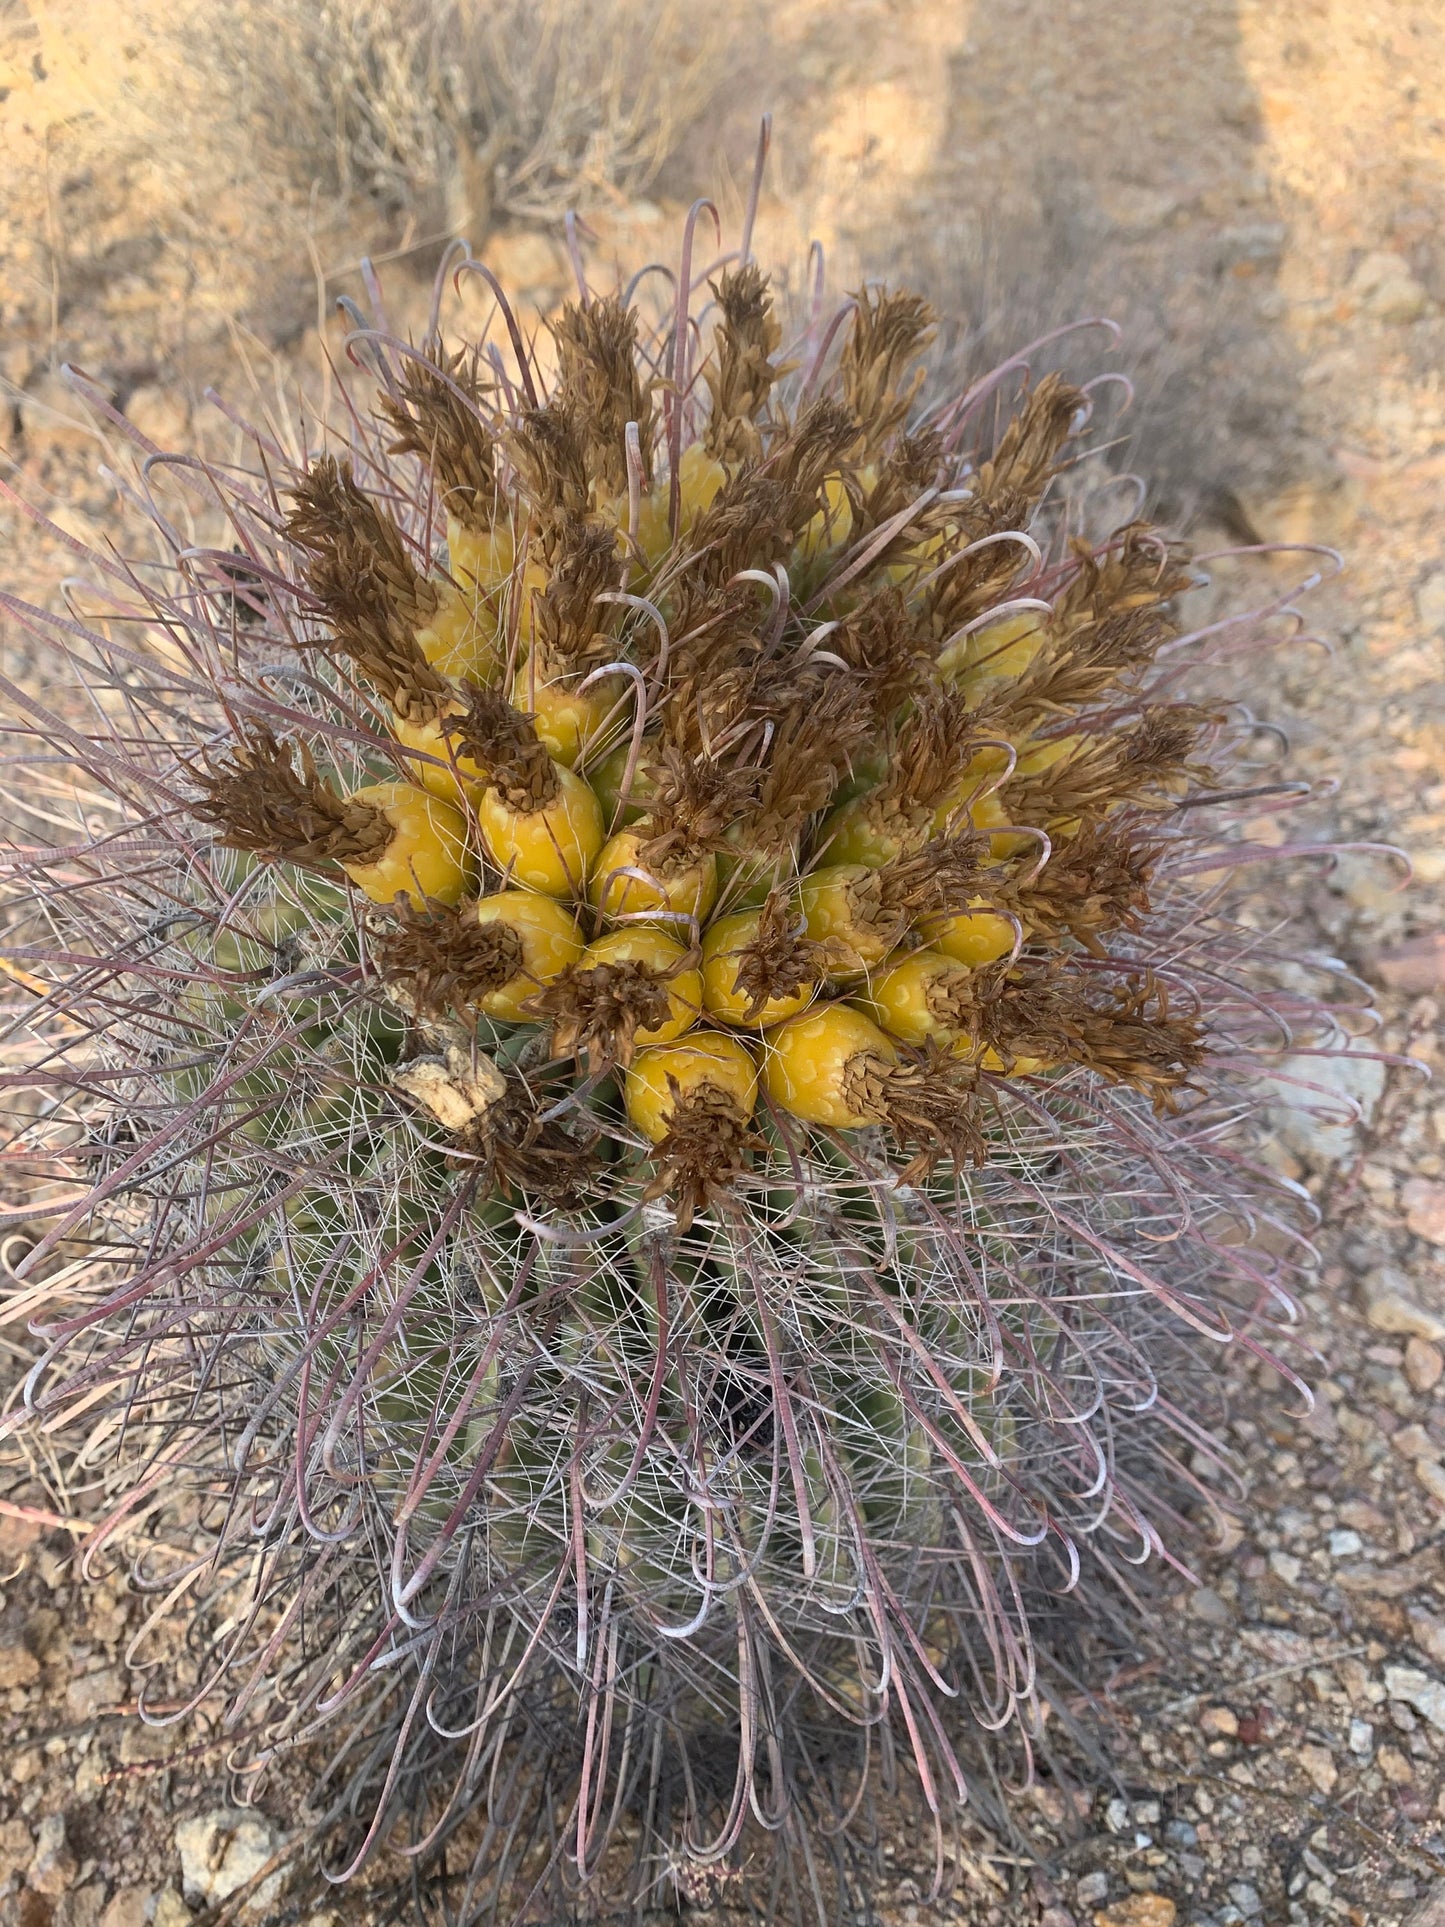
1,1,1444,1922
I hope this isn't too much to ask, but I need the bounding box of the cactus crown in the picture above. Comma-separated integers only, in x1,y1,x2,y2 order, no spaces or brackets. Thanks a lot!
0,180,1358,1918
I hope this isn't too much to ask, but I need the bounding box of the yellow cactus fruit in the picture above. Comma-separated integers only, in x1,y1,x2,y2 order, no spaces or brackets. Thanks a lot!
918,900,1018,968
471,891,585,1022
477,763,603,898
857,947,973,1049
631,444,728,563
414,584,501,684
391,707,489,806
446,515,515,593
798,470,857,560
818,791,916,870
798,864,898,976
624,1030,759,1144
580,928,703,1046
761,1004,898,1129
584,739,657,830
936,609,1047,689
342,783,472,909
590,829,719,928
513,662,624,768
701,908,818,1029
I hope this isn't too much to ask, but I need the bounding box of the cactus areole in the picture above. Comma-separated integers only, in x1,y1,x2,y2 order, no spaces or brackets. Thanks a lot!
0,147,1359,1916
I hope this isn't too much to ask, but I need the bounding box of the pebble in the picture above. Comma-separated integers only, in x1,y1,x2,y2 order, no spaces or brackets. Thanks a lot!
1406,1336,1445,1393
1328,1528,1364,1558
17,369,99,449
1408,1607,1445,1666
1163,1819,1198,1848
1190,1587,1233,1626
1200,1705,1239,1738
1417,1458,1445,1505
122,382,190,447
175,1809,284,1911
1348,1718,1374,1755
1385,1665,1445,1733
99,1891,152,1927
1362,1271,1445,1342
1077,1871,1111,1907
1349,250,1431,322
1228,1882,1264,1918
1374,933,1445,993
1403,1179,1445,1246
1300,1742,1339,1791
28,1813,77,1898
1418,571,1445,636
0,1818,33,1884
1093,1898,1177,1927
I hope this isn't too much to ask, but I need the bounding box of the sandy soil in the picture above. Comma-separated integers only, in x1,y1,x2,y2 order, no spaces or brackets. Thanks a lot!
1,1,1444,1923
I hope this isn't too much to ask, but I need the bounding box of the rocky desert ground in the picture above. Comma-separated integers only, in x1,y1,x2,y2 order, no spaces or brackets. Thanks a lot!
1,1,1444,1923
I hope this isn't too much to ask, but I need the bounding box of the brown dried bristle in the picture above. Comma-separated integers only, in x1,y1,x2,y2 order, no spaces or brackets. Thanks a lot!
876,832,987,924
729,891,826,1020
461,1075,600,1206
635,750,758,872
872,1043,987,1184
552,294,656,495
507,402,592,559
527,958,678,1071
841,287,936,457
529,519,622,675
642,1081,759,1234
380,346,499,532
1007,820,1160,950
191,727,393,869
372,901,524,1020
703,265,788,465
444,687,559,811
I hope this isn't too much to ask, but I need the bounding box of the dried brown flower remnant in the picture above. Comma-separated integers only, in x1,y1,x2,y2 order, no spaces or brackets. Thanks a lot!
529,518,622,673
643,1078,758,1233
508,401,593,557
444,686,559,811
872,1043,986,1183
841,287,936,457
1009,820,1160,949
730,891,826,1021
529,957,676,1070
553,294,656,494
192,727,393,868
380,346,499,530
703,264,787,464
372,900,525,1020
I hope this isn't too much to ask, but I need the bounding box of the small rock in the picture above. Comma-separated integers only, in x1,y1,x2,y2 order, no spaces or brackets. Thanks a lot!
1163,1819,1198,1848
1104,1796,1131,1834
1348,1718,1374,1755
1374,933,1445,993
1100,184,1182,232
17,369,99,449
1419,571,1445,636
1385,1665,1445,1734
1406,1883,1445,1927
28,1813,78,1898
0,1645,41,1690
1396,1423,1436,1458
1406,1337,1445,1393
1378,1744,1415,1785
61,1883,108,1927
152,1889,191,1927
1228,1882,1264,1918
1076,1872,1111,1908
0,1818,34,1883
123,382,190,447
1408,1608,1445,1667
1418,1459,1445,1506
1093,1898,1176,1927
175,1809,284,1912
1362,1272,1445,1342
100,1890,153,1927
1300,1742,1339,1791
1349,251,1430,322
1200,1705,1239,1739
1404,1180,1445,1246
1328,1528,1364,1559
1268,1549,1302,1586
1190,1586,1233,1626
66,1665,123,1722
1217,222,1286,268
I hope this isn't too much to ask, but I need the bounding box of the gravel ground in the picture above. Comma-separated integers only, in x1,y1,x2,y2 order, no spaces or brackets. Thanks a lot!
2,2,1444,1923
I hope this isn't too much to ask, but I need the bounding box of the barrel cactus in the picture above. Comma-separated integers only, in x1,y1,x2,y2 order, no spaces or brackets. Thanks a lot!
0,180,1357,1916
